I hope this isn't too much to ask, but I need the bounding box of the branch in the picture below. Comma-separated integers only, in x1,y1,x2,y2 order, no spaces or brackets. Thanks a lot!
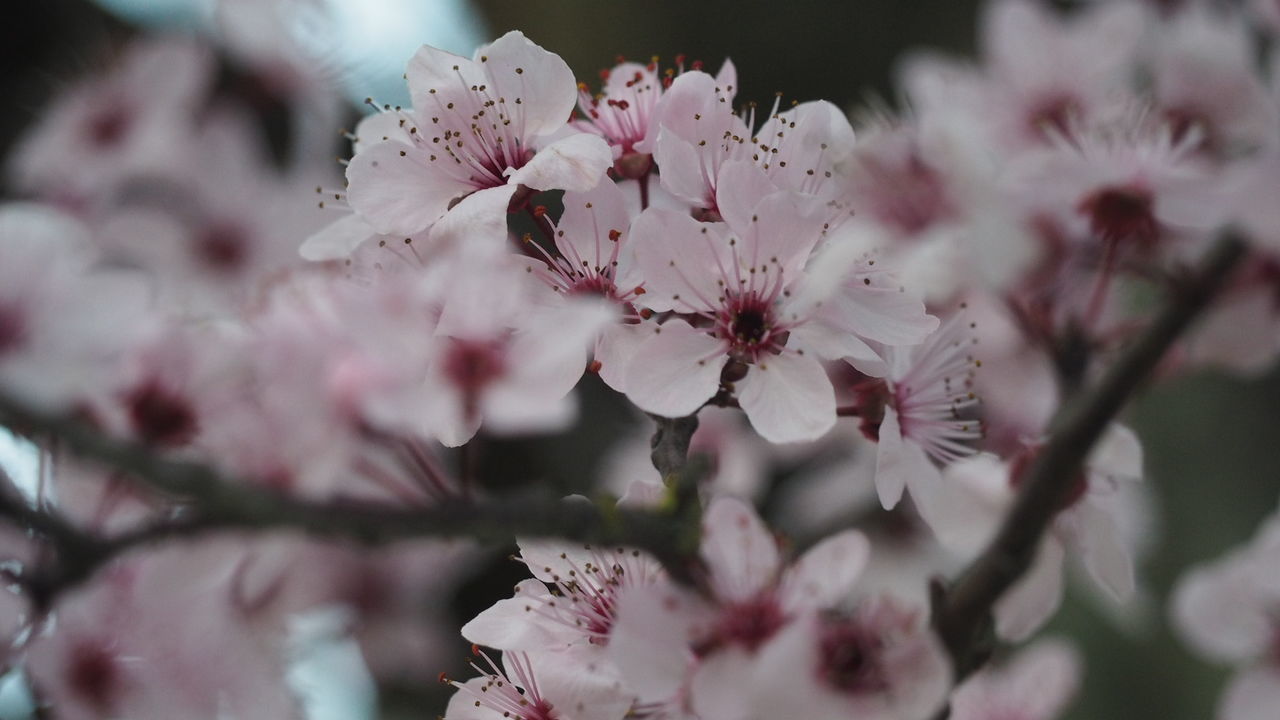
0,397,708,603
932,231,1248,679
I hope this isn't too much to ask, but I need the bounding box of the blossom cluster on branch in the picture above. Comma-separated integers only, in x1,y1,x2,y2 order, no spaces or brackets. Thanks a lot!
0,0,1277,718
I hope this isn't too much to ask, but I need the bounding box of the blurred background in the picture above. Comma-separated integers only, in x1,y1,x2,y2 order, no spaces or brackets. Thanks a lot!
2,1,1279,719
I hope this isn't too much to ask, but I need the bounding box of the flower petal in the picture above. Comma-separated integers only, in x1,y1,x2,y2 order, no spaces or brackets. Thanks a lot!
736,351,836,444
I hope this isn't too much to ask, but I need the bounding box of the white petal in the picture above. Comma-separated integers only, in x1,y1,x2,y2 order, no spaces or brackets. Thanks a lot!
630,208,728,313
480,31,577,138
1087,423,1143,482
460,579,562,650
345,141,469,235
714,160,779,232
609,585,701,702
506,133,613,192
652,128,710,206
994,536,1065,641
701,496,780,602
781,530,870,612
736,351,836,444
299,213,376,261
624,320,726,418
690,648,757,720
1075,499,1135,600
594,322,646,393
1221,666,1280,720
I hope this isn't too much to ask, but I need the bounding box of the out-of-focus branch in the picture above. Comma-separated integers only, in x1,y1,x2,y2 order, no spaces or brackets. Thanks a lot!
932,231,1248,682
0,398,707,605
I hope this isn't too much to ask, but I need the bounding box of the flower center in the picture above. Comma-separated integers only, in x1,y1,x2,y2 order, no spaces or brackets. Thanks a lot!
0,305,26,356
195,221,250,273
818,618,888,695
442,339,507,394
67,639,121,710
125,381,199,448
87,104,130,149
1078,185,1157,249
699,593,788,654
718,293,784,362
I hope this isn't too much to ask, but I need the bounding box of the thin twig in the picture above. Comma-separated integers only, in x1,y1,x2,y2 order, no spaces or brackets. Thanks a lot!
0,399,708,602
932,231,1248,681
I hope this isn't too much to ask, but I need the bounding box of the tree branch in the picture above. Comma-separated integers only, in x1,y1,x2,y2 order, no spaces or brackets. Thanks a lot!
0,398,708,603
932,231,1248,680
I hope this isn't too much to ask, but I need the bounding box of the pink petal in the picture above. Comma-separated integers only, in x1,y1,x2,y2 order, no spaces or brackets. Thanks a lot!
299,213,377,261
630,208,728,313
624,321,726,418
701,496,781,602
994,536,1065,641
345,141,470,235
506,133,613,193
781,530,870,612
736,351,837,444
480,31,577,139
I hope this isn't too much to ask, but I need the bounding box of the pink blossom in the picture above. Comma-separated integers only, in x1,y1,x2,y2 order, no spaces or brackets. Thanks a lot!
521,180,648,392
950,638,1082,720
742,596,951,720
625,177,934,443
651,70,855,218
852,313,981,526
8,38,212,208
609,496,870,712
443,647,631,720
345,31,613,237
1172,508,1280,720
937,423,1144,640
0,204,151,411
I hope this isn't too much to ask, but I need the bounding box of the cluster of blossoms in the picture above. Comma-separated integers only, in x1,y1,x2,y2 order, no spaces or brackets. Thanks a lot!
0,0,1278,718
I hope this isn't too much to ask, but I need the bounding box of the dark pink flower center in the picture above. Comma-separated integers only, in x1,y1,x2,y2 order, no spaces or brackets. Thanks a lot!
196,221,250,273
443,339,507,393
867,153,955,237
717,293,785,363
87,104,130,149
818,618,888,695
1078,185,1157,249
125,381,199,448
700,594,788,654
67,639,121,710
0,305,26,356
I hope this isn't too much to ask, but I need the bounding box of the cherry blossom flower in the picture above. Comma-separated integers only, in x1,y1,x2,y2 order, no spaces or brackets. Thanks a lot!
344,31,613,237
7,38,212,209
609,496,870,715
950,638,1082,720
625,176,934,443
742,596,951,720
901,0,1145,152
520,180,649,392
23,542,301,720
578,56,737,184
443,647,631,720
1171,507,1280,720
936,423,1144,640
1145,4,1277,157
464,535,665,654
850,313,981,529
0,204,151,411
651,70,855,219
